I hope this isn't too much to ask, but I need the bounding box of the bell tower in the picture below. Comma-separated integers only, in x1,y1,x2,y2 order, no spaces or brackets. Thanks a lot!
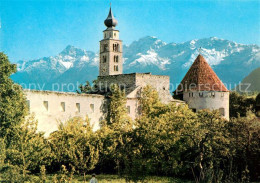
99,6,123,76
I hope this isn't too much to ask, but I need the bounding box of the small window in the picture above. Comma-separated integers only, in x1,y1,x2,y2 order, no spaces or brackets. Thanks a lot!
114,55,119,63
221,93,224,97
127,106,130,114
113,43,120,52
103,56,106,63
211,92,215,97
103,44,108,52
219,108,225,116
114,33,116,37
189,92,194,97
90,104,94,113
114,65,119,71
43,101,48,111
26,100,30,111
76,103,80,113
61,102,65,112
191,108,196,112
199,92,203,97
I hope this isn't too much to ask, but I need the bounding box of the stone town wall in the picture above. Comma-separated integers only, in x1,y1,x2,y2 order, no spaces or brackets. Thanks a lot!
25,90,139,136
183,91,230,120
97,73,174,103
135,73,173,103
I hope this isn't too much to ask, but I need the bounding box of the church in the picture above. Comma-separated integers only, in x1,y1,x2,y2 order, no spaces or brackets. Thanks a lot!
25,7,229,135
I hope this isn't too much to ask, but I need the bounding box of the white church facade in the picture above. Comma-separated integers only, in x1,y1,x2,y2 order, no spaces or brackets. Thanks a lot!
25,7,229,135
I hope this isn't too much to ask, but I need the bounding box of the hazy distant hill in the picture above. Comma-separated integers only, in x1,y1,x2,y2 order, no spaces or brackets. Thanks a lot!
236,67,260,92
11,36,260,92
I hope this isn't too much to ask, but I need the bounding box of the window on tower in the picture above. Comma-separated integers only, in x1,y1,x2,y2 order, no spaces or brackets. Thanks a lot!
103,56,107,63
114,55,119,63
103,44,108,52
113,43,120,52
114,65,119,71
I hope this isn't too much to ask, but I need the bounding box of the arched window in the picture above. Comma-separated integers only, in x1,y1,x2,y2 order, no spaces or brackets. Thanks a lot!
114,55,119,62
103,44,108,52
113,43,120,52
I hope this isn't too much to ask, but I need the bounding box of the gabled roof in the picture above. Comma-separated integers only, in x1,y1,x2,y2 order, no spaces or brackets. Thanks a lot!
176,54,228,93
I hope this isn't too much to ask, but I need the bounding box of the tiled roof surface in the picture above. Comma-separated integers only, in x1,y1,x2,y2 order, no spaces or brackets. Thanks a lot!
176,54,228,92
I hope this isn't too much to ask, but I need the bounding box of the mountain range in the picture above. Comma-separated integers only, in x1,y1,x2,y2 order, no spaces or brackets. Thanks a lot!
11,36,260,92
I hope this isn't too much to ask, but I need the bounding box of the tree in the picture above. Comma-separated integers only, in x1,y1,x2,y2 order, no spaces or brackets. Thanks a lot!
77,80,98,94
0,116,52,181
190,110,231,182
0,52,28,144
96,84,133,175
106,84,133,129
49,117,99,176
230,92,256,118
131,86,197,178
227,113,260,182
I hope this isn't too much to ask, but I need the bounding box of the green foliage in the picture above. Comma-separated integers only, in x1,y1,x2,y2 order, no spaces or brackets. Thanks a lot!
228,113,260,181
256,93,260,117
77,80,98,94
229,92,256,118
49,117,99,174
120,86,198,182
97,84,134,175
106,84,133,128
4,116,52,178
0,52,28,144
191,110,231,182
40,165,47,183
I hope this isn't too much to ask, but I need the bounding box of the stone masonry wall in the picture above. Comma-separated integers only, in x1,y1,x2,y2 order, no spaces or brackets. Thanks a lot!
24,90,139,136
183,91,230,120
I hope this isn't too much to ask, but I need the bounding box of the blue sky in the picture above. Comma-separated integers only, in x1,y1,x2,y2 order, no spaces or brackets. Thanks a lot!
0,0,259,62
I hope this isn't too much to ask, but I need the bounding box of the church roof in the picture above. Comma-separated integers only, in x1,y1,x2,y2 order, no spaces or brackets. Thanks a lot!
176,54,228,93
104,7,118,28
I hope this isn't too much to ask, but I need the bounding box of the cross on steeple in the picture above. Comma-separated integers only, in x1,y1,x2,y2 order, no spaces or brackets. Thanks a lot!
198,47,202,55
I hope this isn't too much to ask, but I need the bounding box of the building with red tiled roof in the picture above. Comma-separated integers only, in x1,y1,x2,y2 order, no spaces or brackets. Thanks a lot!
174,54,230,120
176,54,228,93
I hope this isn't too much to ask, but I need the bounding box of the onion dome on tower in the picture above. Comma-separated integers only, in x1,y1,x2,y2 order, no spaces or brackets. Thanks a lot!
104,6,118,29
